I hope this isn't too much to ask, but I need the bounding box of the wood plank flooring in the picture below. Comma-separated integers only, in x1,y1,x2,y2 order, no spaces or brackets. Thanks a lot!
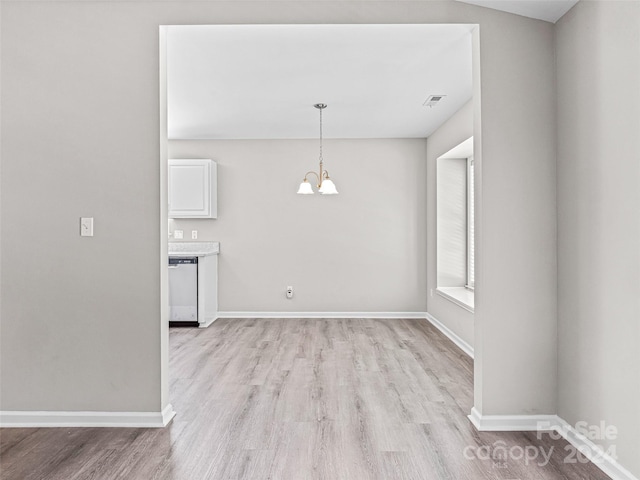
1,319,609,479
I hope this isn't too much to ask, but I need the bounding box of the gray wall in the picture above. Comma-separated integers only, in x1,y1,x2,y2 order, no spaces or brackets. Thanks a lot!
427,101,474,347
0,0,557,425
168,139,428,313
1,2,165,412
556,1,640,477
473,15,557,416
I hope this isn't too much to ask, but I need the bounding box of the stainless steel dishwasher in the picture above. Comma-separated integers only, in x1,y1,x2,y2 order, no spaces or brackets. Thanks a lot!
168,256,198,325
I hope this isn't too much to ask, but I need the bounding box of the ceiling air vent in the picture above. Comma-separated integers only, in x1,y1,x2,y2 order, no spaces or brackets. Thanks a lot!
423,95,447,108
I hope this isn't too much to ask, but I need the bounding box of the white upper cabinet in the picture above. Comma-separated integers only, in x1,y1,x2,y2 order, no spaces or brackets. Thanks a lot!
168,159,217,219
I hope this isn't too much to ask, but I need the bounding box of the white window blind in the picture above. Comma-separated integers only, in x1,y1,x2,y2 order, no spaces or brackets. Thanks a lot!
467,157,475,289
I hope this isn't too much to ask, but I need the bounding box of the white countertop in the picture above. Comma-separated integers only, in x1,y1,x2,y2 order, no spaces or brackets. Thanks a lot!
168,241,220,257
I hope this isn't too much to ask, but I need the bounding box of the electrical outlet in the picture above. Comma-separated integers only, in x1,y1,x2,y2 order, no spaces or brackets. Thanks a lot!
192,230,198,239
286,286,293,299
174,230,183,239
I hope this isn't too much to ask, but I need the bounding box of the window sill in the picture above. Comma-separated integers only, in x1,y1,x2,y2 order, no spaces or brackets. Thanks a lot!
436,287,474,313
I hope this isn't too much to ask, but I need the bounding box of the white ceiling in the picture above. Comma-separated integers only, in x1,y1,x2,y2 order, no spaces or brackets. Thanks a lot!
167,24,473,140
455,0,578,23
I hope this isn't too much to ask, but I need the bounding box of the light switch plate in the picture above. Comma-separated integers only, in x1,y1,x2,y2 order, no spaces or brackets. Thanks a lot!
174,230,183,239
80,217,94,237
191,230,198,239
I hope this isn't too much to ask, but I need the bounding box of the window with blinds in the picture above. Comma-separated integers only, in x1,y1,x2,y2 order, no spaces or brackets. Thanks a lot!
467,157,475,289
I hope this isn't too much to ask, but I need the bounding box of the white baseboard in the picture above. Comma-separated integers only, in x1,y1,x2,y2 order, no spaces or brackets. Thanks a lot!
553,417,639,480
162,404,177,426
199,316,218,328
425,312,474,359
216,311,428,319
467,407,558,431
468,408,638,480
0,404,176,428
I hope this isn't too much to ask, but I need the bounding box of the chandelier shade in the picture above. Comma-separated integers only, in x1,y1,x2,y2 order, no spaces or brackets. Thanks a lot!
318,178,338,195
297,180,314,195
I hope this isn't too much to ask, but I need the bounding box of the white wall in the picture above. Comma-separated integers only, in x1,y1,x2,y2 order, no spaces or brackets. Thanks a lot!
428,101,475,346
0,0,557,422
168,139,428,313
556,1,640,477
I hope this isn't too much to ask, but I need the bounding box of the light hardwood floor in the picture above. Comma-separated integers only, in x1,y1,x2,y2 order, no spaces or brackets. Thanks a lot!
1,319,608,479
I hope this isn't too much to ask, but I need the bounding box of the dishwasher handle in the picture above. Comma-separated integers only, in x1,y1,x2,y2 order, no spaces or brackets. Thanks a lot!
169,256,198,266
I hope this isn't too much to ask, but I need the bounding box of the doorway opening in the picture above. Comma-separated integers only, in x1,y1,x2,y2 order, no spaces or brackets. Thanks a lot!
159,23,481,420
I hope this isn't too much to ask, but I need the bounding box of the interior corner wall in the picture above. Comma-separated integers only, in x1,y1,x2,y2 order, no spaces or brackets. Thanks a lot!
427,100,474,346
168,138,428,313
1,0,557,419
556,1,640,477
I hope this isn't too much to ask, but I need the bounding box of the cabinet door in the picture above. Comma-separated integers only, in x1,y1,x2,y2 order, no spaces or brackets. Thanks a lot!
168,159,217,218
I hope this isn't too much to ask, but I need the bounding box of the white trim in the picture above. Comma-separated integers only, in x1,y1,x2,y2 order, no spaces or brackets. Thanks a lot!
436,287,474,312
467,407,558,431
216,311,428,319
0,404,176,428
468,406,482,429
553,417,639,480
468,409,639,480
161,404,177,426
426,312,474,359
199,315,218,328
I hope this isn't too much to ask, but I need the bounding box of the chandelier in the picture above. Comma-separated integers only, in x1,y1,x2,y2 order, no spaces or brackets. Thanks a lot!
297,103,338,195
